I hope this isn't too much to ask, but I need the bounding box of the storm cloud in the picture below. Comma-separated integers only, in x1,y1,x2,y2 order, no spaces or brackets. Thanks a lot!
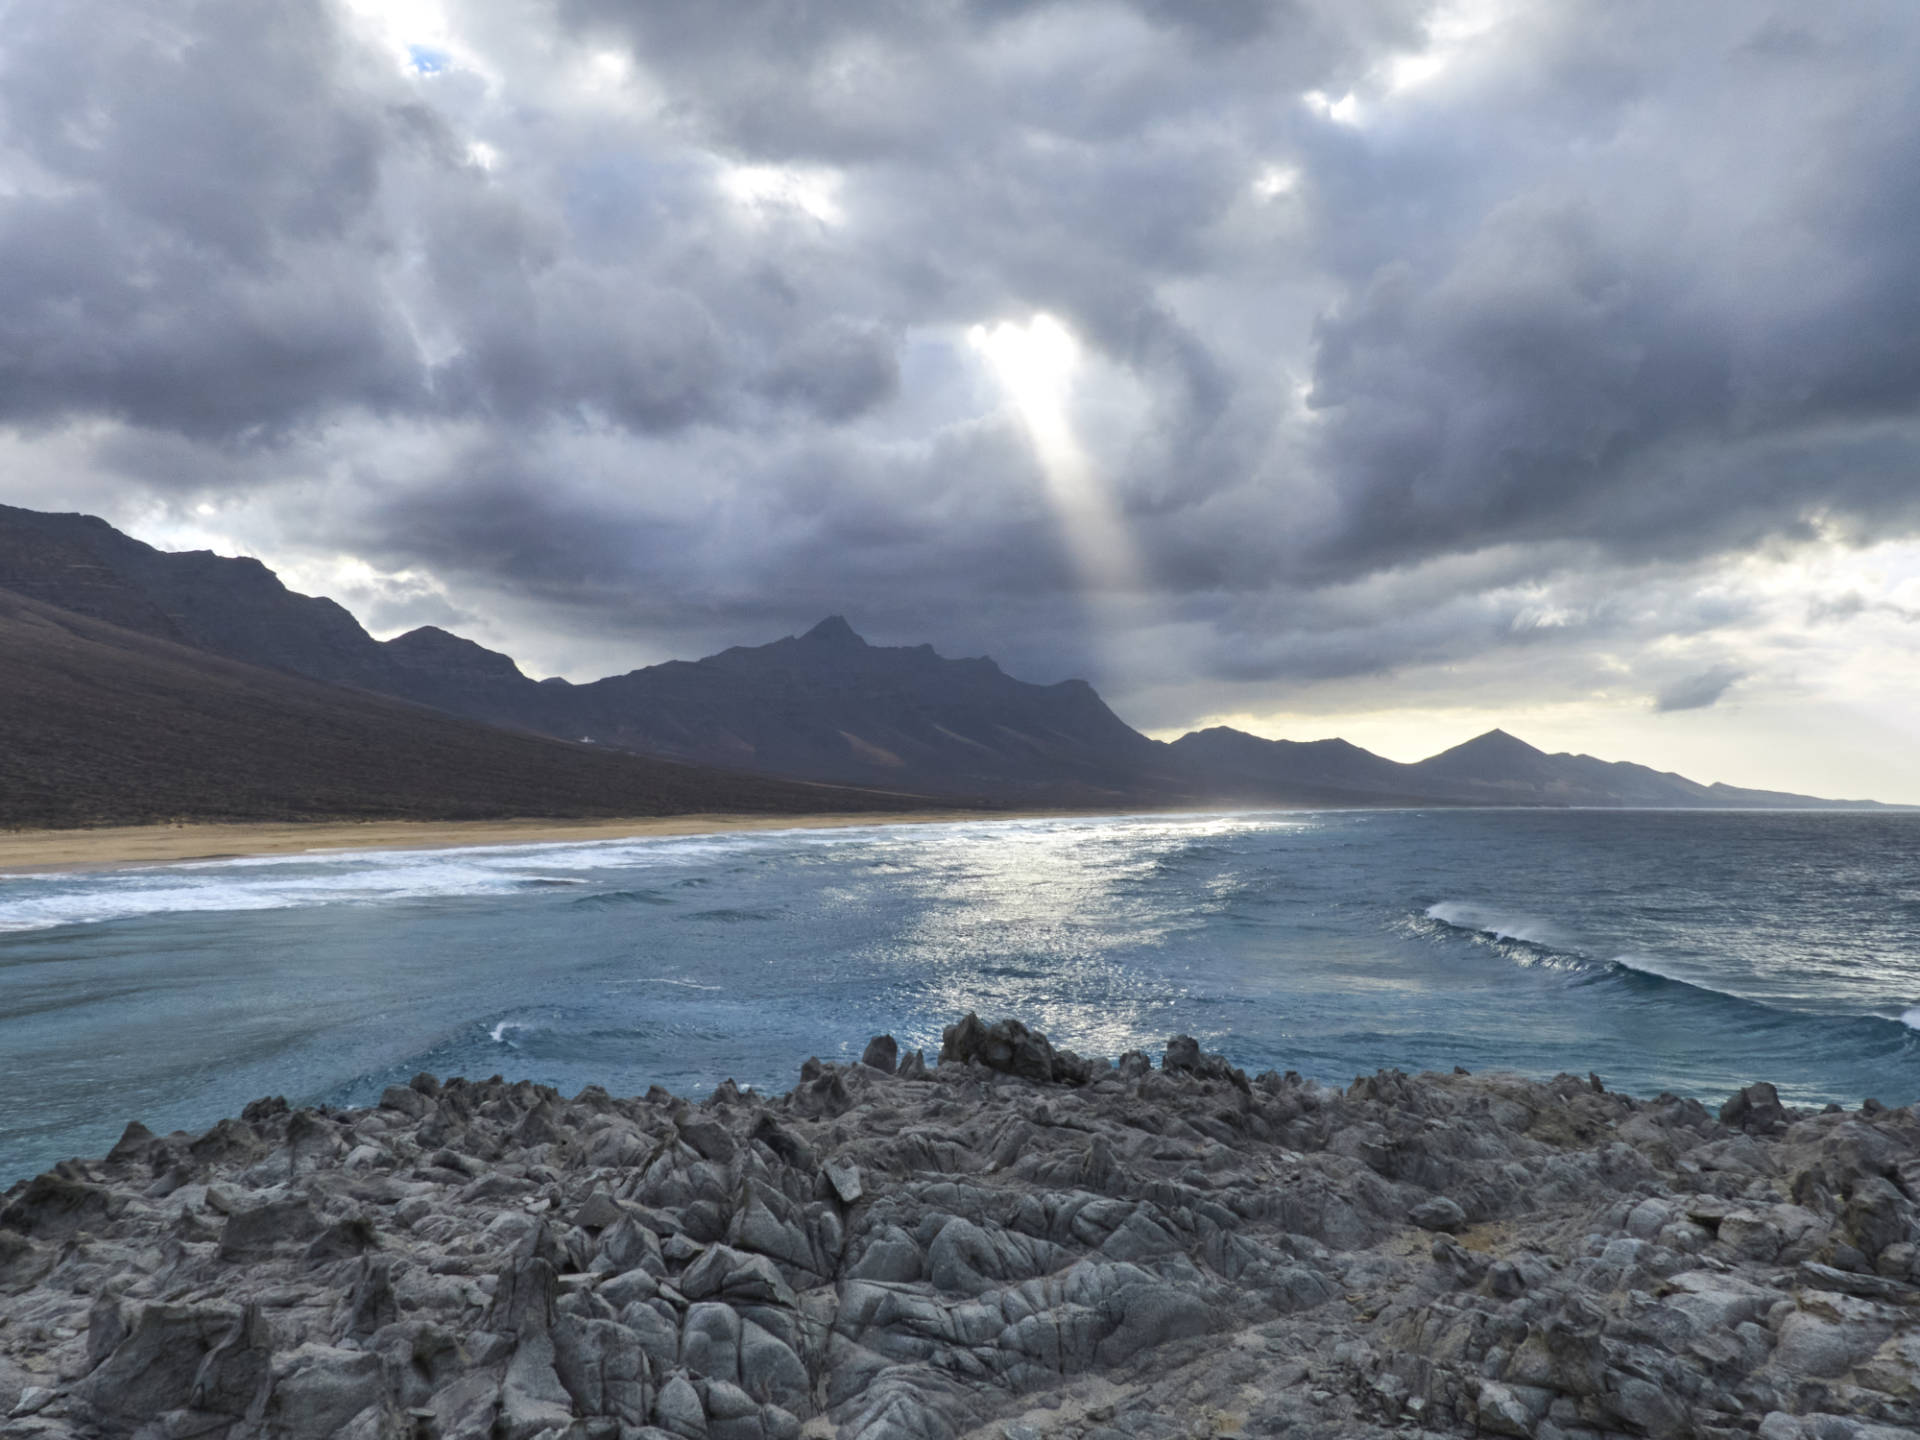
1654,664,1747,714
1,0,1918,787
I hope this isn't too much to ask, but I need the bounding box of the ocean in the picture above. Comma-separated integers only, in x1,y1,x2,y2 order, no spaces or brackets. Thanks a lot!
2,808,1917,1184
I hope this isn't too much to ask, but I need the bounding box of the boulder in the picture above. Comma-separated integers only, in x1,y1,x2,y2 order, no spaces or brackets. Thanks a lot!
0,1172,117,1238
939,1013,1056,1083
1408,1196,1468,1234
73,1303,242,1431
1721,1081,1791,1134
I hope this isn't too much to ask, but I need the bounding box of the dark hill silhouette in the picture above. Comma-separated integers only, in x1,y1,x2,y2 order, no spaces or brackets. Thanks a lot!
0,586,938,828
1163,728,1415,805
0,506,1162,798
0,503,1886,810
1171,724,1877,809
0,502,562,732
553,617,1165,796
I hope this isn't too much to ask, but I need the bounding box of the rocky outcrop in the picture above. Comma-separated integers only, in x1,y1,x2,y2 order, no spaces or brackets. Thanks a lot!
2,1019,1918,1440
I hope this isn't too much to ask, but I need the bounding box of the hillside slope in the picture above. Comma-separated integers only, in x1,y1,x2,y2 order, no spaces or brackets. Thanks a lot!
0,503,1883,809
1166,726,1880,809
0,507,1163,797
0,588,934,828
555,617,1167,795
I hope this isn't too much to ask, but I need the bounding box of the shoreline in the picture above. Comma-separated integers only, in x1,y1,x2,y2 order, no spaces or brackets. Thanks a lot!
0,807,1151,875
7,803,1905,875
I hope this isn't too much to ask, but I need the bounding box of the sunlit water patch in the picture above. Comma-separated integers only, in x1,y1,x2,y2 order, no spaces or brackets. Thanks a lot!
3,809,1918,1180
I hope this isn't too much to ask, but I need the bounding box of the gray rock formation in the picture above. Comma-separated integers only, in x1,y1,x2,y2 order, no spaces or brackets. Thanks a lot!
2,1022,1918,1440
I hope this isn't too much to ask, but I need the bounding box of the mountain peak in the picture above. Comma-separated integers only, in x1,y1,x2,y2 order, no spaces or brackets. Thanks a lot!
1412,727,1551,779
1449,727,1541,757
384,625,528,681
801,615,866,647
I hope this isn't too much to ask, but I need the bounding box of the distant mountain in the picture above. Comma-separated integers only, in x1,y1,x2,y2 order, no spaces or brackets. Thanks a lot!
0,503,557,732
0,586,936,828
0,506,1161,799
1163,728,1417,805
1168,725,1880,810
551,616,1165,797
0,502,1887,810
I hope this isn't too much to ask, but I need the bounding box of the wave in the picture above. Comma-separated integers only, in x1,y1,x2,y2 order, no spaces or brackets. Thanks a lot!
1603,951,1708,986
0,847,608,931
1422,901,1735,995
0,824,898,933
1424,901,1567,950
1416,902,1590,973
490,1019,537,1047
573,888,677,908
1422,901,1920,1057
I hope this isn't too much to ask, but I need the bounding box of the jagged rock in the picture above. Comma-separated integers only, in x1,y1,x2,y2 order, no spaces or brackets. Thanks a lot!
553,1314,652,1425
72,1303,244,1431
860,1035,899,1073
825,1160,863,1205
654,1371,708,1438
218,1195,321,1261
1163,1035,1202,1072
1160,1034,1249,1092
264,1343,387,1439
192,1302,274,1417
680,1243,798,1308
679,1118,739,1165
4,1018,1918,1440
1722,1080,1792,1134
940,1012,1056,1082
379,1084,433,1120
0,1172,117,1238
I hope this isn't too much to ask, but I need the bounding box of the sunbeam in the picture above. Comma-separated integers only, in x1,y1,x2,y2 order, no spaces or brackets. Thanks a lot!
968,314,1139,596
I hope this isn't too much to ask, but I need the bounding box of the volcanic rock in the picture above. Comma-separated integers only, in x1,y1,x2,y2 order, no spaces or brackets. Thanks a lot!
2,1017,1918,1440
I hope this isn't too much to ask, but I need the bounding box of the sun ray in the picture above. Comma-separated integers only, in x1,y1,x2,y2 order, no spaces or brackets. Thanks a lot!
968,314,1138,596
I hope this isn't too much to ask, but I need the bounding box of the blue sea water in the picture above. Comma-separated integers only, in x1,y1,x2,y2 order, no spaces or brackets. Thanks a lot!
3,808,1918,1184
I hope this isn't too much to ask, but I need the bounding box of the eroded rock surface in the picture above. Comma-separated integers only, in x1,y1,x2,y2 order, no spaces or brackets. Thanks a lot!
2,1013,1918,1440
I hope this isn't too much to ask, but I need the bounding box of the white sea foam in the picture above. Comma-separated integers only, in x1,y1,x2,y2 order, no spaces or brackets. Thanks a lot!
1425,900,1566,949
1903,1007,1920,1031
0,814,1200,933
1606,952,1695,984
0,830,797,932
0,856,541,932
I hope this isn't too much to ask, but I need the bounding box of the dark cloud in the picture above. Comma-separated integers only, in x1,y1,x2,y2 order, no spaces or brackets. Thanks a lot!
1654,665,1747,714
2,0,1919,732
0,0,428,437
1808,592,1920,625
1300,9,1920,576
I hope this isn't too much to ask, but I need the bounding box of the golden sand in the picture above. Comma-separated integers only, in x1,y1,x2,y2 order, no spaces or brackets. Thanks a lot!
0,810,1043,874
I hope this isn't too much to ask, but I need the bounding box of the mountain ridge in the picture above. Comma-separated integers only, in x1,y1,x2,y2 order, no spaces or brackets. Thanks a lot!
0,502,1889,810
0,584,942,828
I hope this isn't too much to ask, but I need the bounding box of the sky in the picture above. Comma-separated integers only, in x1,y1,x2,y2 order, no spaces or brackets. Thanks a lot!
2,0,1919,801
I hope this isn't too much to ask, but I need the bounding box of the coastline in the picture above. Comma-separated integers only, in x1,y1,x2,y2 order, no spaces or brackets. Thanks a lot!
1,1016,1914,1438
0,807,1126,875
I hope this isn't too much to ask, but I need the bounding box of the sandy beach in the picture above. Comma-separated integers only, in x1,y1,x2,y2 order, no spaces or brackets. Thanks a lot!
0,809,1035,874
